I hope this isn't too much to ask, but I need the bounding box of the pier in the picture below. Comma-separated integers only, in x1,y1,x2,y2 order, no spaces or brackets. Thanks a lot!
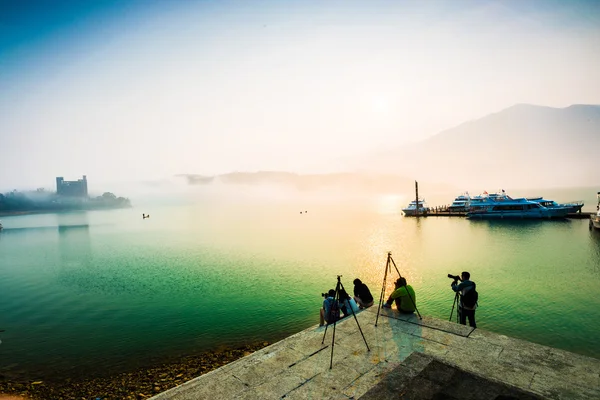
150,307,599,399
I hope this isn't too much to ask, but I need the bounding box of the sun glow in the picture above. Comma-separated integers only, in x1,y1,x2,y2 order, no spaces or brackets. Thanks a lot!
369,95,392,115
376,194,403,215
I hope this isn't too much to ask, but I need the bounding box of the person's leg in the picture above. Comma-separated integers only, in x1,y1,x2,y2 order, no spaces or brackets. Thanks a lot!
319,308,325,326
466,310,476,328
354,296,363,308
340,303,349,317
458,307,467,325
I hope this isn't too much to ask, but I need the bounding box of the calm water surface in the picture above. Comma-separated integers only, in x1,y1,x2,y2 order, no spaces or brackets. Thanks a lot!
1,189,599,380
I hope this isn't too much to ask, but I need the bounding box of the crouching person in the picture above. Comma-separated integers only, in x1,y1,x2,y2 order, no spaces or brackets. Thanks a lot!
319,289,340,326
338,289,360,317
353,278,374,309
383,277,416,314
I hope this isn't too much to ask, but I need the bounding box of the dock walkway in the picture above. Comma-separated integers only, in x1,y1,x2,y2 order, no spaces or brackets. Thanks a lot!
150,307,600,399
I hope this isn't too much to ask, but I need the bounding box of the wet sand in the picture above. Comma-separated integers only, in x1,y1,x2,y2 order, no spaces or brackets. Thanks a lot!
0,342,270,400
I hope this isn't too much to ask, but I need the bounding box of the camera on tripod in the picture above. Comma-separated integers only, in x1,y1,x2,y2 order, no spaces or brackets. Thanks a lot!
447,274,461,281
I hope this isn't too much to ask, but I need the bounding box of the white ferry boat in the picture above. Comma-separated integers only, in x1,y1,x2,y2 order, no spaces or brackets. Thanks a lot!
448,193,471,212
402,199,428,216
590,192,600,230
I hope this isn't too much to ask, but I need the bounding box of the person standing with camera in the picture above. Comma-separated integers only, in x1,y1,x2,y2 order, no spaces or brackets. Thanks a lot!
451,271,477,328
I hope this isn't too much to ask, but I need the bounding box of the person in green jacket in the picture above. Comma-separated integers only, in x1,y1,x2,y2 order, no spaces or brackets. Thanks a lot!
383,277,416,313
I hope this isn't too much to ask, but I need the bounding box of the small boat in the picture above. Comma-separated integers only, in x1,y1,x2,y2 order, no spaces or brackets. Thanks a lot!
402,198,428,216
467,196,570,219
590,192,600,230
448,193,471,212
590,212,600,230
527,197,584,214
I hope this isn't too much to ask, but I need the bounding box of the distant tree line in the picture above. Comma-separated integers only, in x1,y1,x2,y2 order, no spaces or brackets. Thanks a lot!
0,189,131,213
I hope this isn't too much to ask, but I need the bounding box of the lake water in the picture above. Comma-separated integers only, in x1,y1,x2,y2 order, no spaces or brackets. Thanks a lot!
1,187,599,380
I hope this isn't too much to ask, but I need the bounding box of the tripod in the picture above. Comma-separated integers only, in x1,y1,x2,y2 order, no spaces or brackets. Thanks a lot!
375,252,422,326
449,290,460,323
322,275,370,369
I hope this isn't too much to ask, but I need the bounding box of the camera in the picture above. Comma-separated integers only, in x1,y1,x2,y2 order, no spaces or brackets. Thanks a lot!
321,292,327,297
447,274,461,281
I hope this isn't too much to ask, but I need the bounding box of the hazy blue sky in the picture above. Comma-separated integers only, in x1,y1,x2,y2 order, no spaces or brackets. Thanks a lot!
1,0,599,191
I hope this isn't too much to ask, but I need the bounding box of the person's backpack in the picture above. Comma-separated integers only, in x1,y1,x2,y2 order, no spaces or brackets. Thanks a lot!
462,284,478,308
327,299,341,323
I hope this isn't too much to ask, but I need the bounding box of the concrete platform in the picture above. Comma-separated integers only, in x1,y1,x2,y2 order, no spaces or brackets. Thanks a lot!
150,307,600,399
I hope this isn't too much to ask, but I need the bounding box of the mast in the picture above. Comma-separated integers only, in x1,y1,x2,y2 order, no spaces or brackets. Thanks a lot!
415,180,419,216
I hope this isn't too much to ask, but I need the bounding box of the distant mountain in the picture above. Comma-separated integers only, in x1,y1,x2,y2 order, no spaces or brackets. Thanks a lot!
177,171,448,194
355,104,600,189
179,104,599,194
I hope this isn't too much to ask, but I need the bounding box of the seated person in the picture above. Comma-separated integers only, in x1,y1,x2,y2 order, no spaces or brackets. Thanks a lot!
319,289,340,326
353,278,374,308
338,289,360,317
383,277,416,314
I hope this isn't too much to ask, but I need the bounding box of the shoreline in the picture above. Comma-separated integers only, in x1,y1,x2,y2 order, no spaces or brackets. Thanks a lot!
0,342,270,400
0,206,131,218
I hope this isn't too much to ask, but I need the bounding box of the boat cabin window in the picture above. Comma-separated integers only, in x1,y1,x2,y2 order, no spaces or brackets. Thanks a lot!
492,205,525,211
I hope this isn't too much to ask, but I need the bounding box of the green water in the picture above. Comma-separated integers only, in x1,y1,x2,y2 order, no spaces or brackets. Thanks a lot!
1,189,599,380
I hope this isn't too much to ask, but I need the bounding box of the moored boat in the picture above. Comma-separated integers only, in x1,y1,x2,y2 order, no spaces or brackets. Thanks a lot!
590,192,600,230
467,196,570,220
448,193,471,212
590,212,600,230
402,199,428,216
470,190,510,205
527,197,584,214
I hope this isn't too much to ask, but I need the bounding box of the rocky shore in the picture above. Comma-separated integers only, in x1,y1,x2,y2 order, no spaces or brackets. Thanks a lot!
0,342,270,400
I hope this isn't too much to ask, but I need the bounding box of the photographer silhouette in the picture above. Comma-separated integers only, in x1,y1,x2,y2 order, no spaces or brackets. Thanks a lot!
450,271,477,328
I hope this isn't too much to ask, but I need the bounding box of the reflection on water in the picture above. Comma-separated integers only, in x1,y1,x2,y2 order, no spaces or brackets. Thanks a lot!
588,229,600,274
0,225,58,234
58,215,92,272
58,224,90,235
57,212,90,235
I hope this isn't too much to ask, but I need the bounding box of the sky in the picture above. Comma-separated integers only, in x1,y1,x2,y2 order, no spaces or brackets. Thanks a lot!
1,0,599,191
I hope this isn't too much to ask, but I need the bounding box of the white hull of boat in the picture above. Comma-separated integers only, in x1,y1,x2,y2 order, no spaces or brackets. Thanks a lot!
590,215,600,230
402,208,427,216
